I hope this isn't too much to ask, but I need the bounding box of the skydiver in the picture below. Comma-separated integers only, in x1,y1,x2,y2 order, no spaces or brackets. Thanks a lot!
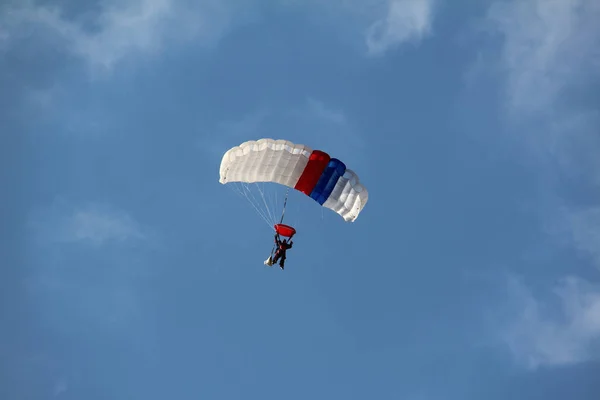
272,233,293,270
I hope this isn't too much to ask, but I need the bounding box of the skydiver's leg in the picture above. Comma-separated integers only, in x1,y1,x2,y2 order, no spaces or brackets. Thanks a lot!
273,250,281,263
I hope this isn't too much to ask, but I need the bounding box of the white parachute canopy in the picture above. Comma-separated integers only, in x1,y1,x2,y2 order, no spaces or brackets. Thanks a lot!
219,138,368,226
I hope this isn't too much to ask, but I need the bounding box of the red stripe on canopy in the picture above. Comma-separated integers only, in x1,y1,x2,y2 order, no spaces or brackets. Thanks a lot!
294,150,330,195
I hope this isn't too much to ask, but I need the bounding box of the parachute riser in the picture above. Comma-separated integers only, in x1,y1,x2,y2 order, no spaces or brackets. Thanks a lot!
270,188,290,258
279,188,289,225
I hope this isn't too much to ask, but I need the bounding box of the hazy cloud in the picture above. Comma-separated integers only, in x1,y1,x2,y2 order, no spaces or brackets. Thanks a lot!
278,0,435,56
1,0,439,73
486,0,600,114
25,200,158,350
501,276,600,369
366,0,435,56
65,207,145,245
480,0,600,304
563,206,600,271
29,200,147,246
0,0,251,73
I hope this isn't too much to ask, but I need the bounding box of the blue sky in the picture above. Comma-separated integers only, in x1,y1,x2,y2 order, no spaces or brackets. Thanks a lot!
1,0,599,399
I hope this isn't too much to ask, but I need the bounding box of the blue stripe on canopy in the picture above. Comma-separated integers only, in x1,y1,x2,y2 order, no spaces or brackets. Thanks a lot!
309,158,347,205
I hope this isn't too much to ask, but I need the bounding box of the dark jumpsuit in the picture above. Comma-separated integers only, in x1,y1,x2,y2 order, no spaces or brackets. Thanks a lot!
273,235,293,268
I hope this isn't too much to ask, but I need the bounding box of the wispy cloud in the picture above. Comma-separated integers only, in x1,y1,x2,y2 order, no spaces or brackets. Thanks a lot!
279,0,435,56
0,0,250,73
25,200,158,353
29,200,147,246
64,206,145,245
53,380,68,398
501,276,600,369
479,3,600,348
562,206,600,271
365,0,435,56
0,26,8,46
1,0,438,73
486,0,600,114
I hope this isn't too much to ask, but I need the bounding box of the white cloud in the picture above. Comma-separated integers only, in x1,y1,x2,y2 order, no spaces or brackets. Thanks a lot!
501,276,600,369
1,0,438,72
366,0,435,56
278,0,435,56
30,200,146,246
64,206,145,245
481,0,600,298
487,0,600,114
0,0,250,73
25,200,158,350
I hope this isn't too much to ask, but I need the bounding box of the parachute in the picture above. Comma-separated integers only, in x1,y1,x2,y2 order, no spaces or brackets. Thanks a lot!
219,139,368,229
274,223,296,237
